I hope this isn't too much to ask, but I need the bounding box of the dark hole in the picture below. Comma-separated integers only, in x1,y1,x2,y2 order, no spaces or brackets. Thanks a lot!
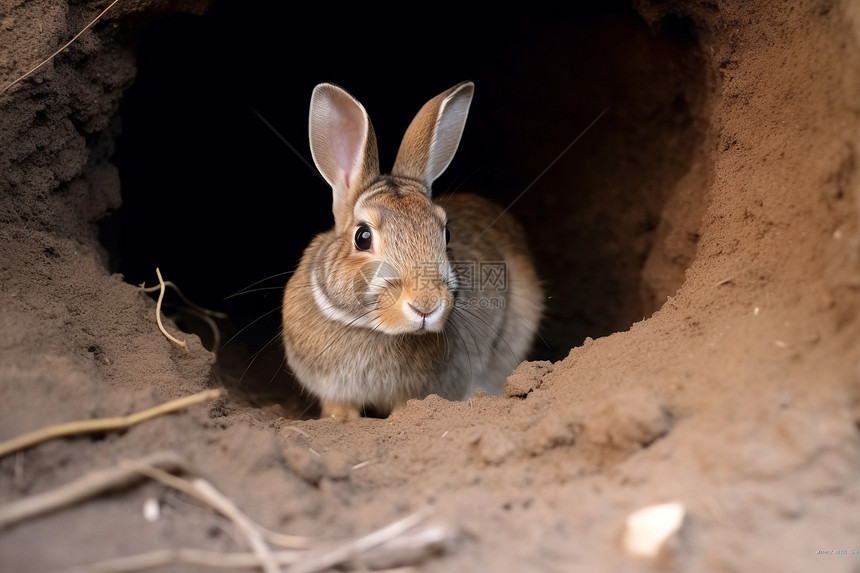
108,3,707,412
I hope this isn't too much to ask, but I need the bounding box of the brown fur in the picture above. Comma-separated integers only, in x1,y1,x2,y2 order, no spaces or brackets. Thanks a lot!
282,83,543,418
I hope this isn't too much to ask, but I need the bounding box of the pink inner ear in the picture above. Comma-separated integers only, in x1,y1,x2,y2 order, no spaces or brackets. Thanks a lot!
333,109,365,192
335,136,356,190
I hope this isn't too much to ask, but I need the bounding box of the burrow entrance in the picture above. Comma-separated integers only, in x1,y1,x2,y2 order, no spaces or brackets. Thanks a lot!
108,2,710,414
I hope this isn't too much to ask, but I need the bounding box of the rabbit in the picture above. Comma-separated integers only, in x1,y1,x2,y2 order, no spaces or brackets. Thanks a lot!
281,81,543,419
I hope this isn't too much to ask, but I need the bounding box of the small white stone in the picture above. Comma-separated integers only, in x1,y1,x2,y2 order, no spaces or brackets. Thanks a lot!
622,502,685,559
143,497,161,523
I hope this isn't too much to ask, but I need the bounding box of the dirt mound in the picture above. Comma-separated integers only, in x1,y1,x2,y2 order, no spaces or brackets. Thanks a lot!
2,1,860,571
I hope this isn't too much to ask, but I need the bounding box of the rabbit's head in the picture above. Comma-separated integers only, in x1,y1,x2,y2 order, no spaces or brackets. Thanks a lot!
306,82,474,335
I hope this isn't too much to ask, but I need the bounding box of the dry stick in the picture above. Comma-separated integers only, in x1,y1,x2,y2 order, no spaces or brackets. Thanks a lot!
154,267,187,350
123,462,281,573
53,527,450,573
140,275,229,352
139,279,229,320
55,548,305,573
355,525,453,571
0,389,221,458
0,0,121,96
2,451,443,572
15,450,439,573
257,525,315,551
287,507,433,573
55,527,450,573
0,451,189,529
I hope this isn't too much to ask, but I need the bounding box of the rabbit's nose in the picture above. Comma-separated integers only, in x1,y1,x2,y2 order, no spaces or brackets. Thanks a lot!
407,300,438,317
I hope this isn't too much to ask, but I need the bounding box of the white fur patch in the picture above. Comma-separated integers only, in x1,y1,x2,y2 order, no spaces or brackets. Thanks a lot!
311,268,373,328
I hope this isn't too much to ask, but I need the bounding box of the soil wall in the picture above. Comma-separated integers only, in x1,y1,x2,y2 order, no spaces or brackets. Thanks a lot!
1,1,859,571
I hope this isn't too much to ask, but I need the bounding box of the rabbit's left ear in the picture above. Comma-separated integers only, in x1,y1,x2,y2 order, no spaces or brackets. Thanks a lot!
391,81,474,195
309,83,380,232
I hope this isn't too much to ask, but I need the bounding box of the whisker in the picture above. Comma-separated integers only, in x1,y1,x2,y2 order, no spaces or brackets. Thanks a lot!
268,353,287,385
228,270,296,299
313,308,378,361
456,303,522,365
239,330,284,385
449,309,492,378
221,305,282,350
498,304,550,351
249,105,324,181
298,399,318,419
437,163,487,199
224,286,285,299
464,106,610,250
444,313,475,387
452,240,521,260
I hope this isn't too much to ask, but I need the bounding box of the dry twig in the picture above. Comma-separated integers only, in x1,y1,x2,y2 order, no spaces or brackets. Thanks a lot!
152,267,187,350
4,450,448,573
287,507,433,573
58,506,439,573
0,0,121,96
54,548,303,573
355,524,453,570
122,462,281,573
54,522,451,573
139,270,228,352
0,451,188,529
0,389,221,458
138,278,228,321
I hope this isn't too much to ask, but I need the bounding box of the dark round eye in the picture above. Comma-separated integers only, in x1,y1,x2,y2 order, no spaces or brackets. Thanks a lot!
444,227,451,245
354,224,373,251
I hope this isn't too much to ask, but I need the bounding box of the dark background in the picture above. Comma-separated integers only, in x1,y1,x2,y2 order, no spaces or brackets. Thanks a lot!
109,1,704,398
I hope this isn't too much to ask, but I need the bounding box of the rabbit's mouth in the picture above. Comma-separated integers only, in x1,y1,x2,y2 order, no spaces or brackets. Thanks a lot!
403,297,450,333
367,291,453,335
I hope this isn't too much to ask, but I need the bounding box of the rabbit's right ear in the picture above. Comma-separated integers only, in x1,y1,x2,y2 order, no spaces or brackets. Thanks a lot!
309,84,380,232
391,81,474,195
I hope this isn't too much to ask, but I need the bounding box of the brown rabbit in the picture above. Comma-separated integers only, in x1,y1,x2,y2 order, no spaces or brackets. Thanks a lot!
282,82,543,418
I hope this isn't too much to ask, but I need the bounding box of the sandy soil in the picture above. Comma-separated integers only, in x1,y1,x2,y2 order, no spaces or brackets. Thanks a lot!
2,1,860,572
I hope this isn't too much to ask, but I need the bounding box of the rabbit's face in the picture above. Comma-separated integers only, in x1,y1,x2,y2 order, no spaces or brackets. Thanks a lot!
311,179,455,335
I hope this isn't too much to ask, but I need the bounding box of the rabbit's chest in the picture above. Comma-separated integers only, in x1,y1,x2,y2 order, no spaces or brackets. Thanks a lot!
285,325,445,404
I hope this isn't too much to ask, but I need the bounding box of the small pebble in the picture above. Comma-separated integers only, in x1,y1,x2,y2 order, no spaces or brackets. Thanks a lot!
142,497,161,523
622,501,685,560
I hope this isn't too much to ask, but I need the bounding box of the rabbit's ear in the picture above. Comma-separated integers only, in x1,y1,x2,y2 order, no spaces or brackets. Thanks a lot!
391,81,474,195
309,83,380,231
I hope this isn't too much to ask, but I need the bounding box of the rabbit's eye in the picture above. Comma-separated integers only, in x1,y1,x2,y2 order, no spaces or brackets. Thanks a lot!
444,227,451,245
354,225,373,251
